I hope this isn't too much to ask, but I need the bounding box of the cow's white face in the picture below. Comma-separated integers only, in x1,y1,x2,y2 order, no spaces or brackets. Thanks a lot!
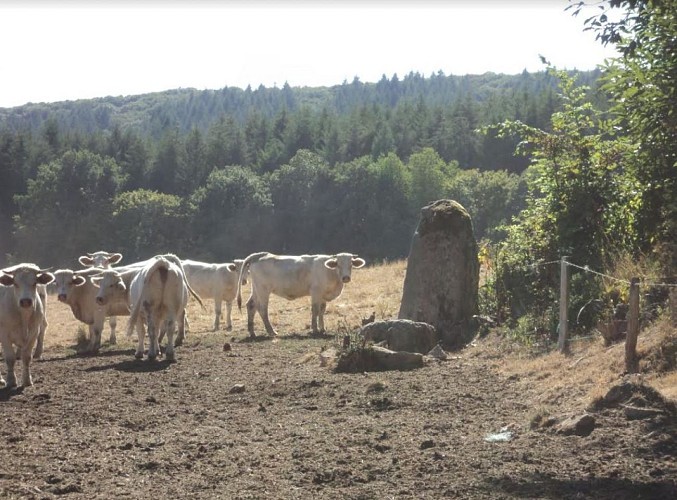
324,253,366,283
78,251,123,269
0,265,54,310
53,270,87,303
91,271,126,306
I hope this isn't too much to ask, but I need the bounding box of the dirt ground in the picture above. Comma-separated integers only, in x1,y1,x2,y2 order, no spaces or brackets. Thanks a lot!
1,270,676,499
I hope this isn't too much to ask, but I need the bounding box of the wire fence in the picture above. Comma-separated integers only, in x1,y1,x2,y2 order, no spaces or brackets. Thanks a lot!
533,256,676,370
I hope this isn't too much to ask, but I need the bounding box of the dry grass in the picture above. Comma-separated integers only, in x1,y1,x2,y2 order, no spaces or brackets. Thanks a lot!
494,312,677,417
42,258,675,412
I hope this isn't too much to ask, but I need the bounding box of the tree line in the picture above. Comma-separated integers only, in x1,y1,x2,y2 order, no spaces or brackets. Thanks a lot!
0,70,581,267
1,0,672,338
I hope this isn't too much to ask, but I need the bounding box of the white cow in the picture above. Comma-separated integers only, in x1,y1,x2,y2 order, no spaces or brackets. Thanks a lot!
182,259,247,331
52,268,131,353
236,252,366,338
0,264,54,387
78,251,123,269
125,256,195,361
77,250,124,344
93,254,203,349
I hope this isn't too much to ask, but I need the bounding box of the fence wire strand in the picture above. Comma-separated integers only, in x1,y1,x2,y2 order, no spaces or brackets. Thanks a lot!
564,260,676,288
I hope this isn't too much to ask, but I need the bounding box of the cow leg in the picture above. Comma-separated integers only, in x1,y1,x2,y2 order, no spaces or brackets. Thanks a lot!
1,340,16,388
33,317,47,360
257,295,277,337
176,311,187,346
147,321,158,360
213,298,221,331
88,323,103,353
135,320,145,359
318,302,327,333
109,316,117,345
311,302,320,334
165,319,176,362
225,301,233,331
246,295,257,338
20,344,34,387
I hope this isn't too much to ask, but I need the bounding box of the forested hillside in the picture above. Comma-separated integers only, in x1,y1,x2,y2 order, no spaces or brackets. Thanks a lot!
0,69,603,267
0,0,674,345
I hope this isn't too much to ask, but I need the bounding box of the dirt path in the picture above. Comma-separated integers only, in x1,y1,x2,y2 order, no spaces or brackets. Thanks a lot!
1,330,675,499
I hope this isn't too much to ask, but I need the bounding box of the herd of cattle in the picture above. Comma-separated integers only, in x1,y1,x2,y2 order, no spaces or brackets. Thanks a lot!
0,250,366,389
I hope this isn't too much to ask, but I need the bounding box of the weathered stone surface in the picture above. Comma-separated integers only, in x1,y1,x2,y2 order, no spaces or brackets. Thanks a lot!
398,199,479,349
360,319,438,354
558,414,596,437
370,345,424,371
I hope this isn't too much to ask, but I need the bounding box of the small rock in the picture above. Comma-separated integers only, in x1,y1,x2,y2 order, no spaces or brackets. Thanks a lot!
622,405,664,420
223,343,232,352
426,344,448,360
229,384,246,394
558,414,596,437
420,439,435,450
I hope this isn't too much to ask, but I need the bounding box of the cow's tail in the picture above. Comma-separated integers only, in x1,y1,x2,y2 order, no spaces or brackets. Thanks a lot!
126,291,143,338
236,252,268,311
160,253,205,310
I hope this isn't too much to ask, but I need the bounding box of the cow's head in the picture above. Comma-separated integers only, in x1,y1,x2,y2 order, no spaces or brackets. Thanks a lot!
324,253,366,283
78,251,123,269
53,269,88,303
0,264,54,310
91,270,126,306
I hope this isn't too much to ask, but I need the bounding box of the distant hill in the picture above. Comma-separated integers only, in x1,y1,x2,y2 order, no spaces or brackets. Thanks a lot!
0,69,604,140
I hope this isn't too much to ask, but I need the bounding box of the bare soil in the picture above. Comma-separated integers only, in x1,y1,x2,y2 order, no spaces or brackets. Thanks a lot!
1,266,676,499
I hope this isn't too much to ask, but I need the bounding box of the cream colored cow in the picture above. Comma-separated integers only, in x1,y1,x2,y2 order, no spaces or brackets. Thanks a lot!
236,252,365,337
0,264,54,387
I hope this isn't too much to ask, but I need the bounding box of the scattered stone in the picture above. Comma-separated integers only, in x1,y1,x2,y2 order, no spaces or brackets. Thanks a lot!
223,342,232,352
366,381,387,393
229,384,246,394
426,344,448,360
370,345,424,371
420,439,435,450
361,319,438,354
622,405,665,420
557,414,596,437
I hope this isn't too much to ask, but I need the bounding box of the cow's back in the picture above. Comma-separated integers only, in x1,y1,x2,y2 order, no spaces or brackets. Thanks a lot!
183,261,218,299
253,255,314,300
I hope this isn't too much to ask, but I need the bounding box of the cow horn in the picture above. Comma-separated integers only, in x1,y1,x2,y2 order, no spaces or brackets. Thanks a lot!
39,267,54,273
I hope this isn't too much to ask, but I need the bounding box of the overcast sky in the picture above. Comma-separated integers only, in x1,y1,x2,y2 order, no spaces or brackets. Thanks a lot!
0,1,619,108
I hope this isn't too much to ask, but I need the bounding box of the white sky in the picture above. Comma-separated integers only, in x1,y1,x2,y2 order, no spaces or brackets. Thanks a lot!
0,1,619,108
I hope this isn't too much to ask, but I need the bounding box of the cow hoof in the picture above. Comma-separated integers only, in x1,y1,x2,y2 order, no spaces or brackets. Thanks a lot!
174,338,183,347
226,326,232,332
135,353,144,360
166,352,176,362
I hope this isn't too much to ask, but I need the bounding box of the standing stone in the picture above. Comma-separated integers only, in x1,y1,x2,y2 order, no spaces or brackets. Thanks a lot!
398,200,479,349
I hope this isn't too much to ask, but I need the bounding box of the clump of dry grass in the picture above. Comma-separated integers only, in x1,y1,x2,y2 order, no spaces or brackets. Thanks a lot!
493,308,676,416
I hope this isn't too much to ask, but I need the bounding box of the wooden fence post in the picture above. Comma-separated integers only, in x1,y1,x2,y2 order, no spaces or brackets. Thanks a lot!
625,277,640,374
558,256,569,354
